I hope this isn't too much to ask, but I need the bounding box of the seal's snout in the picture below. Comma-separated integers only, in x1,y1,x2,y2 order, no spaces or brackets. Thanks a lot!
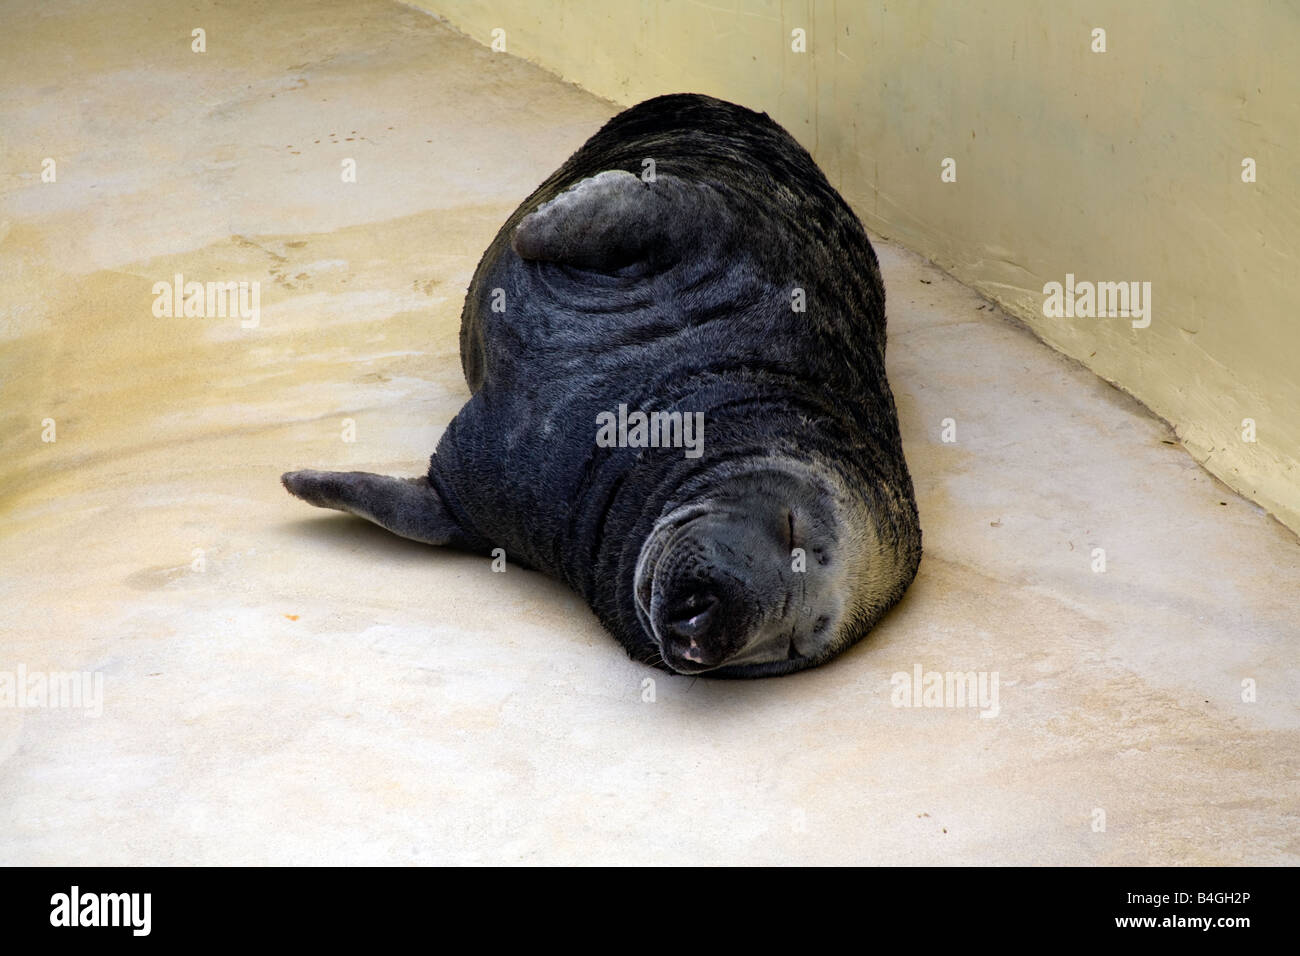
658,584,739,670
646,523,763,674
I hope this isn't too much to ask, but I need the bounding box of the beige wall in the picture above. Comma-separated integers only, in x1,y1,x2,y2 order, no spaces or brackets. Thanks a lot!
410,0,1300,534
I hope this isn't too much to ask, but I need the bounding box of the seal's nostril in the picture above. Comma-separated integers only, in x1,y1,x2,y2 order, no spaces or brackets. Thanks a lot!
666,592,718,639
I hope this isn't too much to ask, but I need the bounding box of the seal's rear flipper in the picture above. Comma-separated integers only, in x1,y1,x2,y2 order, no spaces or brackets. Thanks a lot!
512,169,728,272
281,469,463,546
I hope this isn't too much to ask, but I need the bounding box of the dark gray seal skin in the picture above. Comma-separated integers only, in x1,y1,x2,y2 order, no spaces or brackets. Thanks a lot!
283,93,921,678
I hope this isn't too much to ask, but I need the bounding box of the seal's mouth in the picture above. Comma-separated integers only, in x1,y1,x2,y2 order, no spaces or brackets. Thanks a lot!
633,502,710,636
635,503,771,675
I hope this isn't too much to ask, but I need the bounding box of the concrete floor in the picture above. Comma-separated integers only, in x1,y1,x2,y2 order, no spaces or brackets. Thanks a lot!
1,0,1296,865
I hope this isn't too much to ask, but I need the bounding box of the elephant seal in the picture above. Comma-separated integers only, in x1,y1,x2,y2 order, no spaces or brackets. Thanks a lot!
283,93,921,677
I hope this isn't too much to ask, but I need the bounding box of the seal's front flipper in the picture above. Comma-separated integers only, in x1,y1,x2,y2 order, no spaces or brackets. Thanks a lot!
281,469,463,546
512,170,728,273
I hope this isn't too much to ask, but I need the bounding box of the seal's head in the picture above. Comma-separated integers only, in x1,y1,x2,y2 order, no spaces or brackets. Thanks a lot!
634,458,907,677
